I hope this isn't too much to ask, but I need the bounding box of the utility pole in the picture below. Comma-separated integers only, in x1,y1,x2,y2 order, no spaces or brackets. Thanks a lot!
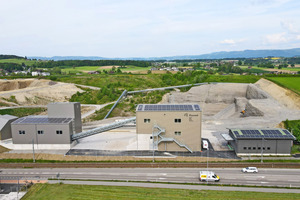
261,138,264,163
207,147,209,184
32,139,35,163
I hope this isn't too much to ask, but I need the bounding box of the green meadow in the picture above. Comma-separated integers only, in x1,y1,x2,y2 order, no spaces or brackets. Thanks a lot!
22,183,300,200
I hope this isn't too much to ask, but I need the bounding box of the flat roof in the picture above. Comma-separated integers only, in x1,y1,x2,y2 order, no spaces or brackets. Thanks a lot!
229,128,295,140
136,104,201,112
12,116,73,125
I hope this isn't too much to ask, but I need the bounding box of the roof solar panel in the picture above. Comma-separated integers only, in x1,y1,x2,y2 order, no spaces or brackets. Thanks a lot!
137,105,143,111
138,104,199,111
13,117,72,124
194,104,200,110
231,129,296,140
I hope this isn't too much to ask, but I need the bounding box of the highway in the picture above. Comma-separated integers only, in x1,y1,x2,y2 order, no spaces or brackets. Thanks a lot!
1,168,300,188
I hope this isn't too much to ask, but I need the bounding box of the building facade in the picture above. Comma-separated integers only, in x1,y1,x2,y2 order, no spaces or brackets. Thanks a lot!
47,102,82,133
223,128,295,156
11,116,74,145
0,115,18,140
136,104,202,152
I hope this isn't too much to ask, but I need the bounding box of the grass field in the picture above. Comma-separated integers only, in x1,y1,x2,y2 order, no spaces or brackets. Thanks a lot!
267,77,300,94
0,58,38,66
62,65,151,74
0,107,46,117
22,183,300,200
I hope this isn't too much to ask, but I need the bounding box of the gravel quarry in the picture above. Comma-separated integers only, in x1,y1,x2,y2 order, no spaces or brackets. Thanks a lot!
160,79,300,150
0,79,83,106
0,78,299,153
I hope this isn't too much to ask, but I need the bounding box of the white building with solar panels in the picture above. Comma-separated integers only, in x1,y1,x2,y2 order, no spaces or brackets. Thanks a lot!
136,104,202,152
223,128,296,156
11,102,81,149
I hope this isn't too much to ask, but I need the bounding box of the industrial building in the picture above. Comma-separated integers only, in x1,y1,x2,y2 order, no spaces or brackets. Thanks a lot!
11,102,81,149
0,115,18,140
223,128,296,156
136,104,202,152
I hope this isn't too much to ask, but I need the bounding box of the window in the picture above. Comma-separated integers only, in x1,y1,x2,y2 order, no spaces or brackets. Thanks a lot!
243,147,247,150
267,147,270,150
175,131,181,136
258,147,261,150
174,119,181,123
263,147,265,150
253,147,256,150
144,119,150,123
37,130,44,134
248,147,251,150
56,130,63,134
18,130,25,134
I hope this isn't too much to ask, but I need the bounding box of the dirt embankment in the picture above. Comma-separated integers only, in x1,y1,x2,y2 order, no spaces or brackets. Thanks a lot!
0,79,83,106
255,78,300,110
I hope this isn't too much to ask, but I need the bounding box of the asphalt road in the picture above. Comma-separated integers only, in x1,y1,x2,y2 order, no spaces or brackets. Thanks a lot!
1,168,300,189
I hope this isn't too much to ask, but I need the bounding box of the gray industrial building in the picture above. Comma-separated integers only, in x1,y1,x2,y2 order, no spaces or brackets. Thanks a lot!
12,117,74,144
0,115,18,140
48,102,82,133
223,128,295,156
11,102,82,146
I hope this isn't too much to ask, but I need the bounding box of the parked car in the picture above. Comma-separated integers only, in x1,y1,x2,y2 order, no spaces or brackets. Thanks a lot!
242,167,258,173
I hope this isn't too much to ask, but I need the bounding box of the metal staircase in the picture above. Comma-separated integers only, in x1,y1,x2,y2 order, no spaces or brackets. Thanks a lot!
153,124,193,153
72,117,136,141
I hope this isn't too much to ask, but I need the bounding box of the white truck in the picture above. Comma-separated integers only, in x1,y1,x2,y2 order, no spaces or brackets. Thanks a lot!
199,171,220,182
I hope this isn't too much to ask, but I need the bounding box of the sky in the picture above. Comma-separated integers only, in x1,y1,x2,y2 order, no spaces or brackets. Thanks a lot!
0,0,300,58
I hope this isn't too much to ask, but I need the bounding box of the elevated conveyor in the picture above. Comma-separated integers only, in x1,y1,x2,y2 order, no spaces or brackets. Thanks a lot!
71,117,136,141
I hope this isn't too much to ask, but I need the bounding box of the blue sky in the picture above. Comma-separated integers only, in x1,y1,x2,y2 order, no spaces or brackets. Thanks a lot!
0,0,300,57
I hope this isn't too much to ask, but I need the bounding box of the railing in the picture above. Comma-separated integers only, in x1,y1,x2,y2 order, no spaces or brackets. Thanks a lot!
153,124,193,153
72,117,136,141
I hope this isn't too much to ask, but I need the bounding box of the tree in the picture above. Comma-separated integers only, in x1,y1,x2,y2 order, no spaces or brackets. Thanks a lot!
291,63,295,68
238,60,242,65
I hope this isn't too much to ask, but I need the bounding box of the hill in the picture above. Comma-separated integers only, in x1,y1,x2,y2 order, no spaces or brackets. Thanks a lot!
28,48,300,61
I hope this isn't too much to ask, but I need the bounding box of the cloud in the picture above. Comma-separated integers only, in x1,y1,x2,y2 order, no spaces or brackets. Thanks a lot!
263,32,287,44
281,21,299,34
220,39,246,45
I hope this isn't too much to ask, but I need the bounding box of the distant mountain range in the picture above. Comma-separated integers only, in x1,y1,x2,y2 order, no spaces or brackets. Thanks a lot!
28,48,300,61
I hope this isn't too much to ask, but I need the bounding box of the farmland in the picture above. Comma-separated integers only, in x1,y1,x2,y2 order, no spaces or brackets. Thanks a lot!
22,183,300,200
267,77,300,94
0,58,39,66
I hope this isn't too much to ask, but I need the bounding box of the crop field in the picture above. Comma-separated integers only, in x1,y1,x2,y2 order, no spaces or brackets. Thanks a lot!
61,66,102,73
0,58,38,66
22,183,300,200
267,77,300,94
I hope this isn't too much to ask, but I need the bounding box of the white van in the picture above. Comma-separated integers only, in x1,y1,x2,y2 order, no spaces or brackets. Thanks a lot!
199,171,220,182
202,140,208,149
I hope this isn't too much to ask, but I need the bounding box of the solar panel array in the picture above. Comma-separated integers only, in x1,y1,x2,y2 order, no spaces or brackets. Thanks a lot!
194,104,201,111
13,117,73,124
231,129,295,140
143,104,194,111
137,105,143,111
